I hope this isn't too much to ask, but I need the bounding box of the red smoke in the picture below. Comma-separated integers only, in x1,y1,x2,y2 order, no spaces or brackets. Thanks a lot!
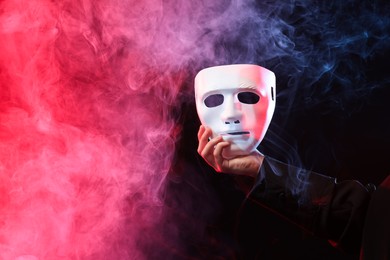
0,0,187,258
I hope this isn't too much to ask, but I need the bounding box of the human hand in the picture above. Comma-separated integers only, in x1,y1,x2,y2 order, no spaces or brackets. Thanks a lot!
197,125,264,178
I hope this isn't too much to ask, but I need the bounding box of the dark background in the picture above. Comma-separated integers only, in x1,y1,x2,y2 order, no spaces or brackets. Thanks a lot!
163,0,390,259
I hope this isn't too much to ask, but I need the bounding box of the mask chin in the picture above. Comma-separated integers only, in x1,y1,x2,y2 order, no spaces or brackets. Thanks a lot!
221,139,260,159
222,147,244,159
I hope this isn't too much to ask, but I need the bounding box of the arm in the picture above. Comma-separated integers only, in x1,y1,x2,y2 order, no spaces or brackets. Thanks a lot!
197,125,373,256
250,156,372,255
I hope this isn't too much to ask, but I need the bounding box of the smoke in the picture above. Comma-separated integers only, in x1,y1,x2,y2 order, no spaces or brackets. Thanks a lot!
0,0,389,258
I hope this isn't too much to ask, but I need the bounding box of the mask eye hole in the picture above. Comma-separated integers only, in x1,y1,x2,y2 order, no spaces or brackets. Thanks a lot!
238,92,260,104
204,94,224,107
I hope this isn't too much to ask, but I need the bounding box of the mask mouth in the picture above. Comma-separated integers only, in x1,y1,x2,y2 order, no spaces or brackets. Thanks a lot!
225,131,250,135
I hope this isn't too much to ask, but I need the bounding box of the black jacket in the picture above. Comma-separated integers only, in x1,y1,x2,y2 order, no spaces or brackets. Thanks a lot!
247,156,389,259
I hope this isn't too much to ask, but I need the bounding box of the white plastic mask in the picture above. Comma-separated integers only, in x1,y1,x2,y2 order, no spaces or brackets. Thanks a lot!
194,64,276,159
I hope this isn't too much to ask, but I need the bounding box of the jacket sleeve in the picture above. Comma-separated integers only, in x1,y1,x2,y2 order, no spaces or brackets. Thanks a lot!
361,175,390,259
247,156,373,256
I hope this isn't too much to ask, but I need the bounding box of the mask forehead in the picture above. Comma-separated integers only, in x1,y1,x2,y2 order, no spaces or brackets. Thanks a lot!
195,64,274,100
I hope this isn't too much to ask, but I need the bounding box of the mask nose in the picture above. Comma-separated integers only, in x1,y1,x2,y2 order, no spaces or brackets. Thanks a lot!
221,96,242,125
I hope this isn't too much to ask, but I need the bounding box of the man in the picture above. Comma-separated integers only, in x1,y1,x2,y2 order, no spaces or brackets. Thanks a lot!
195,64,389,259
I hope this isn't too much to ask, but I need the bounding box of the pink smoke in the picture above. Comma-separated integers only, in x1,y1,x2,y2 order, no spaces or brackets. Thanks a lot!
0,0,190,258
1,0,389,258
1,0,263,257
4,0,368,258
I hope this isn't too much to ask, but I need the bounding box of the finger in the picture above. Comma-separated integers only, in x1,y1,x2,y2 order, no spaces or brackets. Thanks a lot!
197,126,211,155
197,125,206,141
202,126,213,139
197,126,213,153
213,141,230,172
202,135,223,159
